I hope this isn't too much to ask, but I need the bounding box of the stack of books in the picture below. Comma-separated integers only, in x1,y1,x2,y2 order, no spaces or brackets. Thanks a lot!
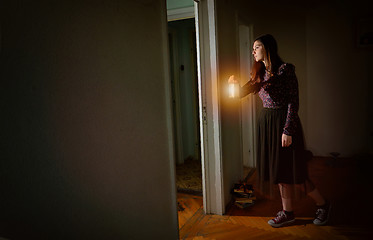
231,183,256,208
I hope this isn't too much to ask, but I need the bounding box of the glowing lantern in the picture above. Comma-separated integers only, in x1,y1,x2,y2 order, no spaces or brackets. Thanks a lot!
228,75,239,98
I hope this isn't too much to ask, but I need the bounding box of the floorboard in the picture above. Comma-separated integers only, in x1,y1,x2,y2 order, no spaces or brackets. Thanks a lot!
177,156,373,240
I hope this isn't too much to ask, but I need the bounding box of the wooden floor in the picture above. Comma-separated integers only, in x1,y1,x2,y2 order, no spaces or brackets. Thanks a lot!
175,158,253,196
177,156,373,240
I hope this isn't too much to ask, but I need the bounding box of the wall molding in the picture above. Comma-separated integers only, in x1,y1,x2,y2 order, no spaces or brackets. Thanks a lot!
167,6,195,21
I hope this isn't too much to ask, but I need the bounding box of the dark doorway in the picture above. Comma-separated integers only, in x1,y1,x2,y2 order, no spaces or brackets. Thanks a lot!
168,18,202,195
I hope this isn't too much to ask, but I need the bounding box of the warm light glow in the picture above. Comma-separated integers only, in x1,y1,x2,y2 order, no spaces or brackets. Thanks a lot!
229,84,235,98
228,75,239,98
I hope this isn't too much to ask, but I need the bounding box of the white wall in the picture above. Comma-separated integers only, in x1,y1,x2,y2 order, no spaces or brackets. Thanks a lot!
0,0,178,239
215,0,244,208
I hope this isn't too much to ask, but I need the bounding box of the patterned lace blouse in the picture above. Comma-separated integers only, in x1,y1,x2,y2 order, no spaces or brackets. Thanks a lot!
240,63,299,136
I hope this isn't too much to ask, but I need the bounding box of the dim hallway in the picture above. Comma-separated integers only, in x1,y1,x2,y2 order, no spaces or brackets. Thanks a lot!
177,156,373,240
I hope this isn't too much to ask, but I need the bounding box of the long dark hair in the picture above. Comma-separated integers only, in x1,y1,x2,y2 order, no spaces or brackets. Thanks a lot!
250,34,283,82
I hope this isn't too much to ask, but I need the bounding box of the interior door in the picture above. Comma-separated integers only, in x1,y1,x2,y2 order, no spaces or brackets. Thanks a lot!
239,24,257,168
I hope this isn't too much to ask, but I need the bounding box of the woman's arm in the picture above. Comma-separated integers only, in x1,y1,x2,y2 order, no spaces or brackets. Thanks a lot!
283,64,299,136
240,80,261,98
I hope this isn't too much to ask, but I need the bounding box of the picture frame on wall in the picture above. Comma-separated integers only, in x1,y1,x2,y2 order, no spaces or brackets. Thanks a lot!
356,17,373,48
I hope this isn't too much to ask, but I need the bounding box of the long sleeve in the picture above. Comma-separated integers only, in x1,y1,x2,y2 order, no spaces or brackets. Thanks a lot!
283,64,299,136
240,80,261,98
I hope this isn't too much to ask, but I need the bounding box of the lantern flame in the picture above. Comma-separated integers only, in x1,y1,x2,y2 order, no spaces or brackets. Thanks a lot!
228,75,239,98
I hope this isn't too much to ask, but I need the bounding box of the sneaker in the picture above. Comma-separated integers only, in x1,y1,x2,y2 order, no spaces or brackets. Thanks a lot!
268,210,295,228
313,202,331,226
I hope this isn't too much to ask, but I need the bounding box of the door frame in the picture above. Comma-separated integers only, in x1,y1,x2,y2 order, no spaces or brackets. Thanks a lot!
238,23,258,169
167,0,225,215
194,0,224,215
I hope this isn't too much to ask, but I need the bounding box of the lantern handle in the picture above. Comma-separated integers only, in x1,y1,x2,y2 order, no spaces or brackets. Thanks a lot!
228,75,238,84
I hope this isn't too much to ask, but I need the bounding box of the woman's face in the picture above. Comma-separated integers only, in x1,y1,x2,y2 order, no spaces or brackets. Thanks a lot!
252,40,265,62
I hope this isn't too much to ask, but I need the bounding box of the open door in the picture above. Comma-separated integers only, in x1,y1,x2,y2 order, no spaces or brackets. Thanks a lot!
167,0,225,215
238,24,258,173
194,0,225,215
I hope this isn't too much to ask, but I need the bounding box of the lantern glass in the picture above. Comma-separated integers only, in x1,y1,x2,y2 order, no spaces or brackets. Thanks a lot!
228,82,239,98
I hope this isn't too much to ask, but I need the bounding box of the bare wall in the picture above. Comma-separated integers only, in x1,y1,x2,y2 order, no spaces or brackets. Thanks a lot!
216,0,243,209
306,1,372,156
0,0,178,239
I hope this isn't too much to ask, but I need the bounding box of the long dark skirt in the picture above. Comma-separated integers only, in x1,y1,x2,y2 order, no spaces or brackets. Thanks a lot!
256,108,313,198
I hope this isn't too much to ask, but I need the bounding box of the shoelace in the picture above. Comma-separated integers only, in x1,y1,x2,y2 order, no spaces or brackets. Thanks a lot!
274,211,286,223
316,208,326,220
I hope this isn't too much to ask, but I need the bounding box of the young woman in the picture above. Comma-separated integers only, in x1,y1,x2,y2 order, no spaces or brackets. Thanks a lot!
229,34,331,227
